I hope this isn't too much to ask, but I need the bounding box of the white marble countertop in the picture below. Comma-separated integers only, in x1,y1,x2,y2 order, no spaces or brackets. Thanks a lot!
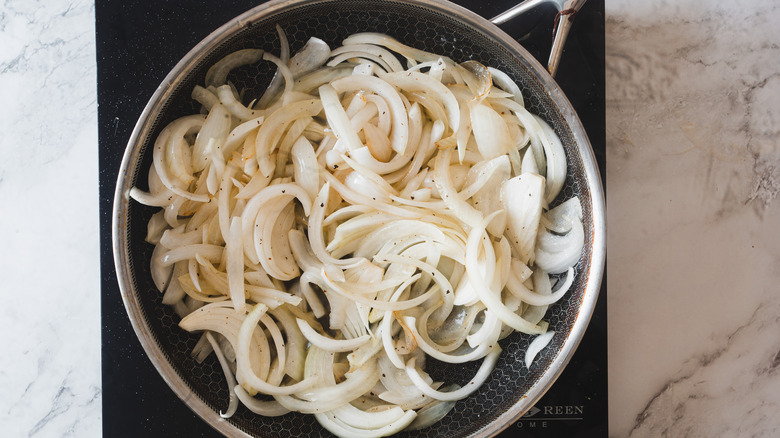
1,0,778,436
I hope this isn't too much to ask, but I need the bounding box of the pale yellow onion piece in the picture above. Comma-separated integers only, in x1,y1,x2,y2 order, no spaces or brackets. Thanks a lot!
364,94,391,135
468,155,510,237
405,397,456,431
342,154,399,197
415,302,479,354
542,196,583,234
234,385,291,417
165,115,203,186
502,173,545,265
469,102,512,161
349,100,379,132
373,253,454,326
259,312,288,386
446,84,473,163
245,284,301,309
191,84,219,111
382,71,460,135
184,196,216,232
457,60,492,102
433,147,482,229
494,231,513,292
344,171,391,204
192,103,231,173
326,210,393,252
236,303,316,395
150,242,173,292
291,136,321,201
161,262,188,306
321,171,420,219
506,266,573,307
293,66,353,94
377,350,438,409
533,114,567,204
362,123,392,162
221,115,265,158
351,61,377,76
487,66,524,106
395,121,435,189
274,351,379,413
204,332,239,418
328,50,394,75
159,225,201,250
342,33,447,64
320,268,433,312
235,169,273,200
308,182,365,268
158,244,223,267
254,99,323,177
269,306,307,381
187,257,202,292
331,75,408,154
465,308,501,349
319,83,364,153
353,220,448,260
344,101,419,180
205,149,224,196
151,122,209,203
534,220,585,274
521,144,540,175
262,52,295,103
344,261,384,335
216,163,238,242
525,330,556,368
404,346,501,401
288,37,332,78
465,211,545,334
330,403,408,430
180,302,271,382
314,409,417,438
254,200,299,281
215,84,264,121
243,264,275,288
381,273,426,368
226,216,246,313
205,48,263,88
329,43,405,72
296,318,370,352
256,26,291,109
299,270,328,318
288,228,323,273
522,269,552,325
402,315,494,363
129,181,174,209
240,182,312,264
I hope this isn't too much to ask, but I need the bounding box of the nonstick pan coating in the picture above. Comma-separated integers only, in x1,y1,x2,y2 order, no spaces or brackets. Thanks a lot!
113,0,605,436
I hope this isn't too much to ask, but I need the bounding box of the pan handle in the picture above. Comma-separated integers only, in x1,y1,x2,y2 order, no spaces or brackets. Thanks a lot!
491,0,588,78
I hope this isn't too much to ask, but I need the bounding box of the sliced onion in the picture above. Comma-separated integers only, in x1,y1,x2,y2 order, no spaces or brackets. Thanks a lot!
296,318,371,352
524,331,555,368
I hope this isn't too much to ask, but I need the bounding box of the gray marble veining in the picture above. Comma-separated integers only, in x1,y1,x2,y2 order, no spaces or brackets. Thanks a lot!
607,0,780,436
0,0,100,436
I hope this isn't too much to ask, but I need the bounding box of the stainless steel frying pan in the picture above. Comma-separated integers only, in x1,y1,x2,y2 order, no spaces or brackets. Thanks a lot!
112,0,605,436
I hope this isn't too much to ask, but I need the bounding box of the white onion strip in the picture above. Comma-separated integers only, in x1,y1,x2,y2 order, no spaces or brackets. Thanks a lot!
404,346,501,401
236,304,317,395
524,331,556,368
297,318,371,352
